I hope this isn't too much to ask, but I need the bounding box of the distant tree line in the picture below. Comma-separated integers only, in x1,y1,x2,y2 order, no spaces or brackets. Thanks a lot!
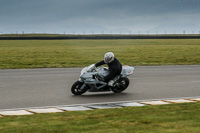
0,35,200,40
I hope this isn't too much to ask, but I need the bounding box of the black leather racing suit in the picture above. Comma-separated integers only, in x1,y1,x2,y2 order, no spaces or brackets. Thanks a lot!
95,58,122,82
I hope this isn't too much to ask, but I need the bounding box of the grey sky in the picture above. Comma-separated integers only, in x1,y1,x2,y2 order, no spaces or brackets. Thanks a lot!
0,0,200,34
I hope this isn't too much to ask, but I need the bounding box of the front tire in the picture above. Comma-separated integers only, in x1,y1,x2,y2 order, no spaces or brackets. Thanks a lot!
111,77,129,93
71,81,88,95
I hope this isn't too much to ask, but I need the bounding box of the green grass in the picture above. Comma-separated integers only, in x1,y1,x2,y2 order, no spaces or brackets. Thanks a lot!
0,102,200,133
0,39,200,69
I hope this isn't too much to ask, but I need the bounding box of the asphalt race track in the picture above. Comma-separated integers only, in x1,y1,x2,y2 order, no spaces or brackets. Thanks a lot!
0,65,200,110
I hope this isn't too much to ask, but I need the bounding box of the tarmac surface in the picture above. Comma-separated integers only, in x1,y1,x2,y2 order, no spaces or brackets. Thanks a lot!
0,65,200,110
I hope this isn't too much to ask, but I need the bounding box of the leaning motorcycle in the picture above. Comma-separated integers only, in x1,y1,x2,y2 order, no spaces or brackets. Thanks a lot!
71,64,134,95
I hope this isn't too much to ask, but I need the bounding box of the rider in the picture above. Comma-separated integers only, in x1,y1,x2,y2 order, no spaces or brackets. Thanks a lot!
91,52,122,86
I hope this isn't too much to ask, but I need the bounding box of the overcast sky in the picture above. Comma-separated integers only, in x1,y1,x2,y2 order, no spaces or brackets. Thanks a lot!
0,0,200,34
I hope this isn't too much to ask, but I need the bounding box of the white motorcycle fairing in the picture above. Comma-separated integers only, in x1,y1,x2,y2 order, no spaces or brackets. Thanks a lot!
71,64,134,95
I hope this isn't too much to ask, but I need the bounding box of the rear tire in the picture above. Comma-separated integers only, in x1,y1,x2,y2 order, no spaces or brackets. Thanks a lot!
111,77,129,93
71,81,88,95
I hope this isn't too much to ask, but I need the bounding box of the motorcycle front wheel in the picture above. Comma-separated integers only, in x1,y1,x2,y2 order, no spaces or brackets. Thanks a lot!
71,81,88,95
111,77,129,93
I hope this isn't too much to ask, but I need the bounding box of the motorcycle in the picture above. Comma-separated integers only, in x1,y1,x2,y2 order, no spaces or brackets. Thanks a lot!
71,64,134,95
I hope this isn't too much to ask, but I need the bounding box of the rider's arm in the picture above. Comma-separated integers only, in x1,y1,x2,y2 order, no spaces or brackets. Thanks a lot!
95,60,105,67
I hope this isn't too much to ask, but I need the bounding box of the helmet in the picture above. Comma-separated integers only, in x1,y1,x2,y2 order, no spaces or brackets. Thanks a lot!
104,52,114,63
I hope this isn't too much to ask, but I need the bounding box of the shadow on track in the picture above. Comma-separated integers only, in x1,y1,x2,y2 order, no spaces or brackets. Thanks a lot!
71,92,131,98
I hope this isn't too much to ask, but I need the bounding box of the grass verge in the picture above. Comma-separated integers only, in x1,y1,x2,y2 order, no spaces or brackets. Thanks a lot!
0,102,200,133
0,39,200,69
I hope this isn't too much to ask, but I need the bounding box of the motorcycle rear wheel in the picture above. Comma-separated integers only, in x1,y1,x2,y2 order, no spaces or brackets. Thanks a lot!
111,77,129,93
71,81,88,95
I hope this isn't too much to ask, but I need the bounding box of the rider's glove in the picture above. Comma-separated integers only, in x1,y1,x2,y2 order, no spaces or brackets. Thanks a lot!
90,64,96,71
108,80,114,86
88,64,96,72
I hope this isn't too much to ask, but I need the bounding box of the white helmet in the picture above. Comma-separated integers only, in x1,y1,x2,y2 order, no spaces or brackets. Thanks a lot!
104,52,114,63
